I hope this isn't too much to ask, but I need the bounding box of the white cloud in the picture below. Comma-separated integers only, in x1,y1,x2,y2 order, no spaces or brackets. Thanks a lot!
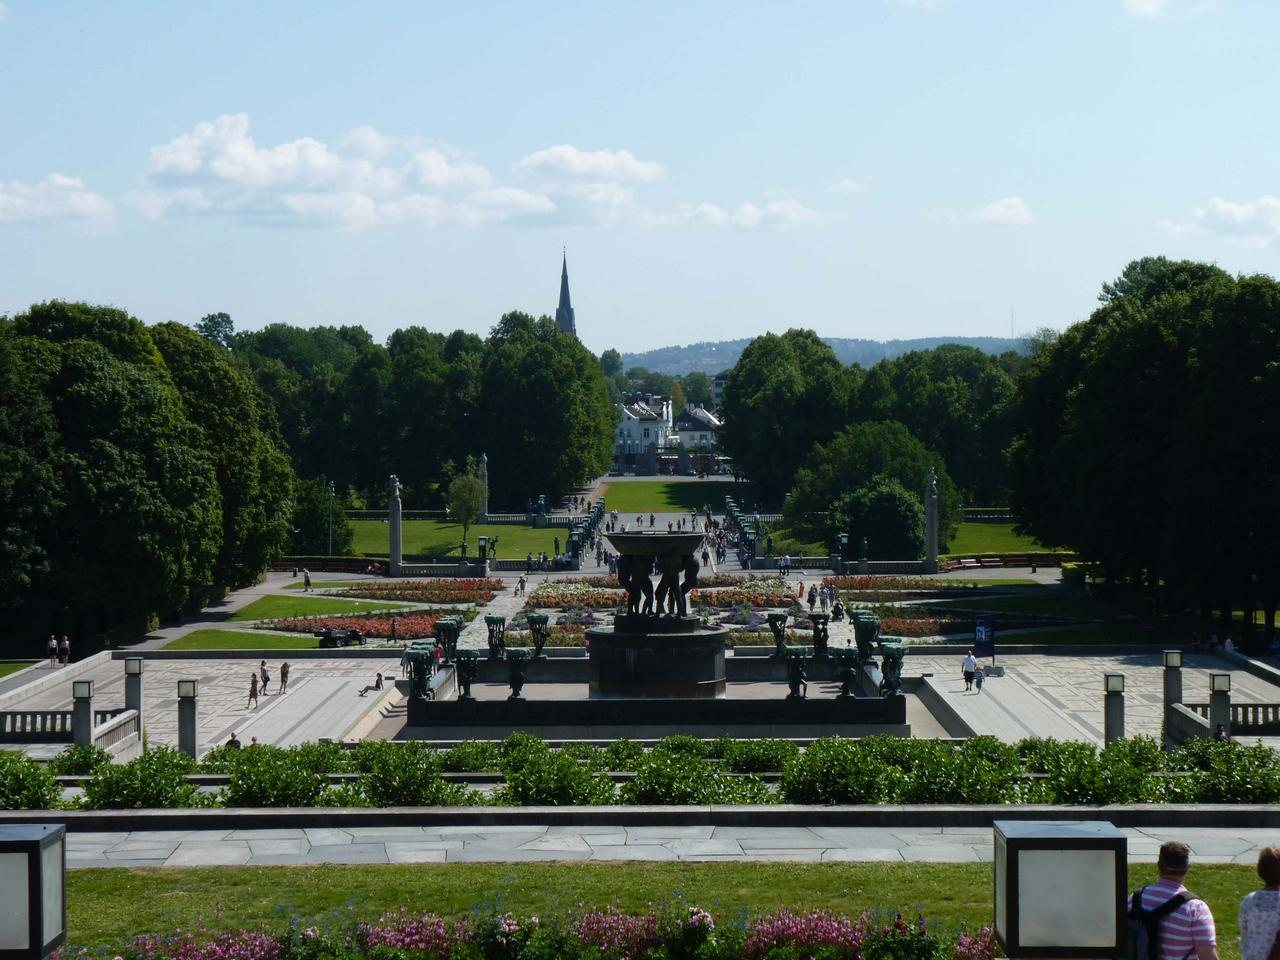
666,198,822,230
458,187,556,224
0,173,113,222
516,144,665,183
128,187,212,219
410,149,491,190
1193,195,1280,242
1124,0,1169,16
340,125,394,160
829,178,867,196
971,196,1033,226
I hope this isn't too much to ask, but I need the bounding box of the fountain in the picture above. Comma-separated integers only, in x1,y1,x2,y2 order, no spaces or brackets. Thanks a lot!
587,532,727,698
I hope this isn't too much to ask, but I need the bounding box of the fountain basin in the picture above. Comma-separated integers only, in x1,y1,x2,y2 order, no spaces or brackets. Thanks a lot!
587,620,727,698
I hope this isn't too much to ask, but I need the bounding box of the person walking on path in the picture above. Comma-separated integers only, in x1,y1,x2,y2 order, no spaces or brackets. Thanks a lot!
390,617,398,644
58,635,70,665
400,643,410,678
47,635,57,667
807,584,818,613
226,732,242,749
1239,847,1280,960
247,672,259,709
279,661,290,694
259,660,271,694
526,552,533,574
962,650,977,692
1129,841,1218,960
974,666,985,693
303,568,312,592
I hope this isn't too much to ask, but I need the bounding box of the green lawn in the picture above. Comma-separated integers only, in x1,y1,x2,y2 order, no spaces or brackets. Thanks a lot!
0,661,33,678
228,595,412,622
945,522,1048,557
926,593,1112,619
599,480,740,514
283,579,368,591
164,629,326,650
350,519,562,558
64,861,1256,958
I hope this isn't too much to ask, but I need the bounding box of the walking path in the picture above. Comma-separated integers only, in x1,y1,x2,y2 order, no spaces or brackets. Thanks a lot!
62,824,1273,868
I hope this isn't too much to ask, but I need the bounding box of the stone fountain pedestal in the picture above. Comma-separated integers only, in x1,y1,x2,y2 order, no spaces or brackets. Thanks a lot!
587,614,727,698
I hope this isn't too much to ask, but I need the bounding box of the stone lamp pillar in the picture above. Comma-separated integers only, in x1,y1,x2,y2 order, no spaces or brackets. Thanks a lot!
1103,673,1125,745
177,679,198,759
1162,650,1182,751
123,657,144,727
1209,673,1232,740
70,681,94,748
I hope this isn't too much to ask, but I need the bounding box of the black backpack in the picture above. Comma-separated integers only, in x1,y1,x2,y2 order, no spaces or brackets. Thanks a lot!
1127,885,1202,960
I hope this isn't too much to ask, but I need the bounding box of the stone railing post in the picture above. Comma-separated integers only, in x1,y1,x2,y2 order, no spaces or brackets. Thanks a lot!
1162,650,1183,751
71,680,94,747
1104,673,1125,746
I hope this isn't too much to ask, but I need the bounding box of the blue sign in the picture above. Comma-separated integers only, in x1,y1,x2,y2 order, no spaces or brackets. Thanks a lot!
974,614,996,659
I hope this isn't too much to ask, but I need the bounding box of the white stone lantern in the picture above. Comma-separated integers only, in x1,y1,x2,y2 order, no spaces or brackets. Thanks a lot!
994,820,1127,959
0,824,66,960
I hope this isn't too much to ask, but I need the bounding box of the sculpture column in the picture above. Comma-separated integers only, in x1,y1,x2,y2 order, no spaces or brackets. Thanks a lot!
478,453,489,521
389,474,403,578
923,469,939,574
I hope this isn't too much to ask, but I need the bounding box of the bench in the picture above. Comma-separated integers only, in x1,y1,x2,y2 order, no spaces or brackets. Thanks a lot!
957,558,981,569
978,557,1004,568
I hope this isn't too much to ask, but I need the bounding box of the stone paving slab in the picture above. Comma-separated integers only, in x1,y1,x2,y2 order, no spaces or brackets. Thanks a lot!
59,825,1280,868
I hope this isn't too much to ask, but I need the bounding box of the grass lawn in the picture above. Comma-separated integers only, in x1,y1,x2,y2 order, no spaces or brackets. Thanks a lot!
598,479,740,514
228,595,413,622
65,861,1257,958
925,593,1112,619
943,578,1041,587
350,519,561,558
945,522,1049,557
164,629,326,650
283,580,368,591
0,661,33,678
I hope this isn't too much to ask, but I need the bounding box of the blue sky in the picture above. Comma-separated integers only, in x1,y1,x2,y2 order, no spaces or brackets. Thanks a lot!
2,0,1277,354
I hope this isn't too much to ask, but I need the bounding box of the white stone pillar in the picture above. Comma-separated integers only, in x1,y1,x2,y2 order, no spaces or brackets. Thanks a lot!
924,469,939,574
389,474,403,577
478,453,489,521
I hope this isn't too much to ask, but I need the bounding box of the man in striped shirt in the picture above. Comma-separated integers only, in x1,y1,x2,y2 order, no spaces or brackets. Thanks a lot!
1130,841,1219,960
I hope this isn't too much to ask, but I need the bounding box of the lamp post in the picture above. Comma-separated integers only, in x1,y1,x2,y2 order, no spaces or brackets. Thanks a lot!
70,680,93,748
1209,673,1231,739
1161,650,1183,751
327,480,335,557
994,820,1127,959
0,824,66,959
1103,673,1125,746
177,679,198,759
123,657,144,727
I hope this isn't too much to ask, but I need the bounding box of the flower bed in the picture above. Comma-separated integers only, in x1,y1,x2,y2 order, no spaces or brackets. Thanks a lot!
691,585,797,609
525,582,625,610
336,578,502,604
264,608,474,640
72,907,999,960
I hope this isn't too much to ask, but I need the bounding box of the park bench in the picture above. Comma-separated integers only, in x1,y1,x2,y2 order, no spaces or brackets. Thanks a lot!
978,557,1003,568
957,558,981,569
1006,556,1029,567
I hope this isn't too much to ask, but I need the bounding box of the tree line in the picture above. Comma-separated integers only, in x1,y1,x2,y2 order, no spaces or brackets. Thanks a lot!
0,302,615,649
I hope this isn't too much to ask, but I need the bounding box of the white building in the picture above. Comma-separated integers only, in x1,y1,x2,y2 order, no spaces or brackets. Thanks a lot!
672,405,721,451
614,395,673,457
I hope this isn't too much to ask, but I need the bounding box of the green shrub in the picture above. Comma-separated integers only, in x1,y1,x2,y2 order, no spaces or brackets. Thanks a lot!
355,740,470,806
500,732,551,777
83,747,205,809
1166,742,1280,803
198,744,248,773
722,738,799,773
0,750,62,809
604,738,645,770
654,734,711,758
440,740,500,772
780,737,909,804
222,746,328,807
47,744,112,777
620,750,770,805
501,749,615,806
560,742,608,772
1102,736,1166,773
291,740,353,774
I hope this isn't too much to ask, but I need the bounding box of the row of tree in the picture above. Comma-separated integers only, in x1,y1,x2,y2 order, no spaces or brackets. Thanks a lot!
1010,257,1280,642
715,329,1024,553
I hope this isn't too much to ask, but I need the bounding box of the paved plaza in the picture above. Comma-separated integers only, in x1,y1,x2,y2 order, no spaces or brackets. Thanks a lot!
61,824,1278,868
12,655,399,755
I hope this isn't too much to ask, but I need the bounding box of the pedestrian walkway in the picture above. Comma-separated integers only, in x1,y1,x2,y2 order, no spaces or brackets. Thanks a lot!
62,824,1273,867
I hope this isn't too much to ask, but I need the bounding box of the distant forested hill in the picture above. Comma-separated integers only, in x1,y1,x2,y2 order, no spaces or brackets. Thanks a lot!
620,336,1025,375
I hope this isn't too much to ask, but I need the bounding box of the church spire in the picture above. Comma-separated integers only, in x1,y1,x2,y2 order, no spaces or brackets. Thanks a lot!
555,249,577,337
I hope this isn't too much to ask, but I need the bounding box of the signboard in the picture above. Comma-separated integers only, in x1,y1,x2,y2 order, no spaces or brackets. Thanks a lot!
974,613,996,659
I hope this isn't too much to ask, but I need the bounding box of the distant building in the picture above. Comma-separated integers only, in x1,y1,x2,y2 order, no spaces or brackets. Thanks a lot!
673,405,722,452
614,394,673,460
711,371,729,408
555,252,576,337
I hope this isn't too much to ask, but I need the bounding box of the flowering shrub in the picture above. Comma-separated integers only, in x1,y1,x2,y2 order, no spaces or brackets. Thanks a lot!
525,582,625,609
265,609,474,640
691,585,797,609
86,910,997,960
337,578,503,605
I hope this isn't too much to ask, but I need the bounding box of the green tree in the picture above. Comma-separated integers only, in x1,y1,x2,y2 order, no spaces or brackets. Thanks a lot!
599,348,623,377
196,312,235,348
290,478,354,555
150,322,295,588
670,379,687,412
784,420,959,549
831,475,925,560
446,460,487,550
681,371,713,407
719,330,851,500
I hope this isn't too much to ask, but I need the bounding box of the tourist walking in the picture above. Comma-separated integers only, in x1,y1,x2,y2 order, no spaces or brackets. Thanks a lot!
47,635,57,667
1238,847,1280,960
526,552,533,574
400,643,410,678
247,672,259,708
303,568,312,592
1129,841,1218,960
58,635,70,665
259,659,271,694
974,666,985,693
807,585,817,612
226,732,242,749
390,617,398,644
279,661,290,694
962,650,977,691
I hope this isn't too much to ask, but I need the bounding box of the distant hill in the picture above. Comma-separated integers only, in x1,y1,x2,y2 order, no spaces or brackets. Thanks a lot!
619,336,1025,375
